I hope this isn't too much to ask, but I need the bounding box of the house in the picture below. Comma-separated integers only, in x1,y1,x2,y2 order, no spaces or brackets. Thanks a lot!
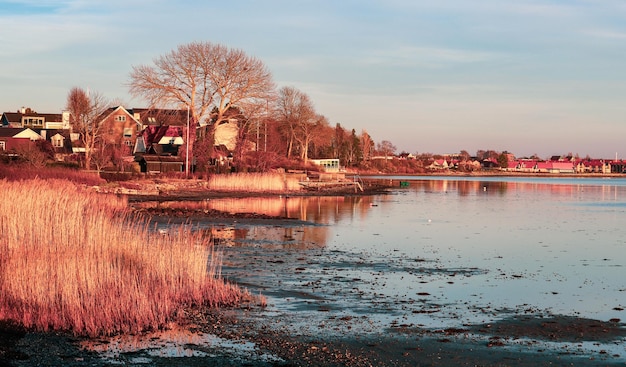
506,159,539,172
97,106,190,152
546,161,574,173
0,128,44,153
137,155,184,173
398,153,415,160
575,159,610,174
428,159,449,170
109,107,188,173
38,129,74,161
129,108,189,129
135,125,184,156
214,119,239,152
310,158,340,173
89,106,189,173
1,108,70,129
97,106,143,157
609,160,626,173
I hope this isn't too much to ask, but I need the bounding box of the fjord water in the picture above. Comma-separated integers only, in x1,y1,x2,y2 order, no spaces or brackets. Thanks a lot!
208,176,625,331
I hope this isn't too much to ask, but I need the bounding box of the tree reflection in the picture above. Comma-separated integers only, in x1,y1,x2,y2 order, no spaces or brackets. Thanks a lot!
137,195,377,249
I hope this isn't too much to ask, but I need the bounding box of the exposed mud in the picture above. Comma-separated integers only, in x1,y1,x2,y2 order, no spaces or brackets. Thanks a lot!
2,307,625,366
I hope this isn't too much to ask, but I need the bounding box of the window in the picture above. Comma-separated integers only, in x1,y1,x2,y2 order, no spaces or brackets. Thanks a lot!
52,137,63,148
0,141,5,151
22,117,44,127
123,128,133,137
114,115,127,122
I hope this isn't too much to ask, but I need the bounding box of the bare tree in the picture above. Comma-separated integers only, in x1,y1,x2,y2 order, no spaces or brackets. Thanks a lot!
304,115,333,161
377,140,397,157
275,86,323,161
129,41,275,164
13,141,48,168
360,130,374,162
66,87,110,170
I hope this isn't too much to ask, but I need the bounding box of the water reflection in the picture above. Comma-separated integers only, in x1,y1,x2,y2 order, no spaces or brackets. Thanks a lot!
137,195,377,249
204,195,375,223
374,177,626,201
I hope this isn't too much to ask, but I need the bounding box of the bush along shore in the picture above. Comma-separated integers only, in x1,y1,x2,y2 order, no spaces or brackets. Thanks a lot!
0,178,259,338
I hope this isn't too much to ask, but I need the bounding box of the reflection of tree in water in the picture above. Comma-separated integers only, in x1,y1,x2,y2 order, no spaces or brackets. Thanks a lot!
203,196,375,224
212,225,330,249
403,180,511,196
204,196,377,248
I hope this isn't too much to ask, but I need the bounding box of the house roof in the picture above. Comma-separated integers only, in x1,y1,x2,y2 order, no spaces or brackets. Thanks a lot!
97,106,140,124
0,128,24,138
130,108,188,126
141,125,183,147
0,127,43,140
2,111,63,122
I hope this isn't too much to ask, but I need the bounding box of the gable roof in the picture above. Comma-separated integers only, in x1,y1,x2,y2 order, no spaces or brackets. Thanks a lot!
97,106,140,124
0,128,43,140
130,108,188,126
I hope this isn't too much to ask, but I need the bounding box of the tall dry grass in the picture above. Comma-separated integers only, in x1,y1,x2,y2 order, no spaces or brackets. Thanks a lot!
0,164,104,186
207,172,302,192
0,179,249,337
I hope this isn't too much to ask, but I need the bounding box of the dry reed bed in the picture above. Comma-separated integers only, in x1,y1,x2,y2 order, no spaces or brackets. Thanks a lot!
207,172,302,192
0,165,104,186
0,179,250,337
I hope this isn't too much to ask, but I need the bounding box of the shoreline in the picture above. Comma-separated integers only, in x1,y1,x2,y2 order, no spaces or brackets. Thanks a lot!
104,171,626,203
3,296,624,366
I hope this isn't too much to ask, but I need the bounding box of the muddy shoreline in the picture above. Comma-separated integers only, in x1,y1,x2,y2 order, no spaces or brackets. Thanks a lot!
2,305,624,366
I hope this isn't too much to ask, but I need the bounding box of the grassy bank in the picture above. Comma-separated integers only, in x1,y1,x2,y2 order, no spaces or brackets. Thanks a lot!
0,179,250,337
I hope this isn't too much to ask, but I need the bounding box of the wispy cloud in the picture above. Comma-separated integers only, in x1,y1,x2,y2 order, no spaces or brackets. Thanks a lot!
583,28,626,40
362,45,500,68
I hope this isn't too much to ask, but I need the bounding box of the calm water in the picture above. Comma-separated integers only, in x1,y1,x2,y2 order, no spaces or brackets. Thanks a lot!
181,176,626,325
126,176,626,361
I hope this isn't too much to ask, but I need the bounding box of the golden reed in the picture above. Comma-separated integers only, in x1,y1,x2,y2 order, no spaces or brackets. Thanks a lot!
207,172,302,192
0,179,250,337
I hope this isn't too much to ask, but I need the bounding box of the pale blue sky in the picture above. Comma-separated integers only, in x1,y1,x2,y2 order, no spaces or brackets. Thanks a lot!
1,0,625,158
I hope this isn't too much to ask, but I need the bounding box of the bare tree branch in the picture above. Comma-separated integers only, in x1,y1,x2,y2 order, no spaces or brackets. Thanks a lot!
129,41,275,149
66,87,111,169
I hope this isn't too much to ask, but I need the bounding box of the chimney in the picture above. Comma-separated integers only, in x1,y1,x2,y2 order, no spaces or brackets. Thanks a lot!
62,111,70,130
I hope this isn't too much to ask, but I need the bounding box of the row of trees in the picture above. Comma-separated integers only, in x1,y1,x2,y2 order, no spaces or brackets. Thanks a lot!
63,41,391,172
60,41,522,173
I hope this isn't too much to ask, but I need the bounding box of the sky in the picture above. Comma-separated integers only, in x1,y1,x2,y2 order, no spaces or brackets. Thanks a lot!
1,0,625,159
